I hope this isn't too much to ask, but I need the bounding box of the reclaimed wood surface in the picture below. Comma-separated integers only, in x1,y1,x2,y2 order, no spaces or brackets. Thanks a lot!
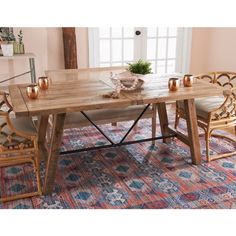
183,99,201,165
9,73,225,117
44,113,66,194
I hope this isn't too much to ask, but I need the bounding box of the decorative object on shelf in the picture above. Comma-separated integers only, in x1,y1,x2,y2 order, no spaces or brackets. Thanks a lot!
26,84,39,99
38,76,49,90
168,78,180,91
183,74,193,87
127,59,152,75
14,29,25,54
0,27,15,57
110,71,144,94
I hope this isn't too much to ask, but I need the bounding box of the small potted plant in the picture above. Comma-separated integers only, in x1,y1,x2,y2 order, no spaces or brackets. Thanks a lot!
0,28,15,56
127,59,152,75
14,29,25,54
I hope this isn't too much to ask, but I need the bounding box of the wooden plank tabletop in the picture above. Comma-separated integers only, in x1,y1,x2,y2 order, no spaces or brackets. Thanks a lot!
8,79,135,116
8,71,225,117
120,75,225,104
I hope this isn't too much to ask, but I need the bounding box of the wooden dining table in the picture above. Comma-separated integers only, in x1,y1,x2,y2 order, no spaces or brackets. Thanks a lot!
8,68,225,195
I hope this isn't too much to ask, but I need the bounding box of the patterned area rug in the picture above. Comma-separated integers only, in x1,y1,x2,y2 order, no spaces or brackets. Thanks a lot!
1,107,236,209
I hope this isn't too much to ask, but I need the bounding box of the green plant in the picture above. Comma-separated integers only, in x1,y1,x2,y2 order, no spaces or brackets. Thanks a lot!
127,59,152,75
18,29,23,44
0,28,15,43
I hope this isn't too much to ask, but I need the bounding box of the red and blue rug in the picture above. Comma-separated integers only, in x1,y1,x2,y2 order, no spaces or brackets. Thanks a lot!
1,107,236,209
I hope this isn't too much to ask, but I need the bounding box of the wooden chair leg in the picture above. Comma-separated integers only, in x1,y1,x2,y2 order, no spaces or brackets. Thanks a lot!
0,152,42,203
152,103,157,145
34,150,42,194
205,129,211,162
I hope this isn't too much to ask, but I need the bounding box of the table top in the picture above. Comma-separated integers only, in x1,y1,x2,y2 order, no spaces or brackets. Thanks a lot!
0,53,35,60
8,68,225,117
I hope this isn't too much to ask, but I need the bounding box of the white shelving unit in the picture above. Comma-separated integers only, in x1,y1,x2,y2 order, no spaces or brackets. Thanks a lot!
0,53,36,84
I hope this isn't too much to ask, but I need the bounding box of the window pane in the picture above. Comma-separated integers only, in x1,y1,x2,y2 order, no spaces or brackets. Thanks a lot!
112,27,122,38
158,28,167,37
167,60,176,73
100,40,110,62
157,60,166,74
147,39,156,60
147,27,157,37
168,38,176,58
112,40,122,61
149,60,156,73
169,28,177,36
123,39,133,61
124,28,134,37
99,28,110,38
157,38,166,59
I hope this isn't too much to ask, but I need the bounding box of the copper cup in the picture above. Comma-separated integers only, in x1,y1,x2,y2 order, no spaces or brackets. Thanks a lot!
38,76,49,90
26,84,39,99
183,74,193,87
168,78,180,91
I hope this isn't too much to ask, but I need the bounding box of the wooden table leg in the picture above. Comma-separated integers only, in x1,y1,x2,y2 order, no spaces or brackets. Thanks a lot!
43,113,66,195
157,102,170,143
152,103,157,145
38,115,49,162
184,99,201,165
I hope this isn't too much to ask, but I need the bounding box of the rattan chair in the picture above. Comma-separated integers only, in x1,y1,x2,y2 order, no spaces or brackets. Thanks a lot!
175,72,236,162
0,91,41,202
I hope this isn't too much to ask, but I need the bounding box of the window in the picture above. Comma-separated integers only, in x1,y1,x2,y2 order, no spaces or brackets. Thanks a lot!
89,27,192,74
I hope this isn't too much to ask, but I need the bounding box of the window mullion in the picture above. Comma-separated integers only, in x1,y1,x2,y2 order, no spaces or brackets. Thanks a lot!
165,28,169,73
109,28,112,66
121,28,124,66
155,27,158,73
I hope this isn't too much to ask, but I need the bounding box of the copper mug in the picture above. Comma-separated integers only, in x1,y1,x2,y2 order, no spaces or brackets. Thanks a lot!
38,76,49,90
26,84,39,99
168,78,180,91
183,74,193,87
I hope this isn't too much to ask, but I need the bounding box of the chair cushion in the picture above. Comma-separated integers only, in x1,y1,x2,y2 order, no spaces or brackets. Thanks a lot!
0,116,37,136
64,105,153,128
11,117,37,135
177,96,225,119
0,116,37,148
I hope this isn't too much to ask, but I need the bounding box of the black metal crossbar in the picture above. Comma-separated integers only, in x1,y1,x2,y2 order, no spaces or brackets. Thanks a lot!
119,104,151,143
60,134,176,155
80,111,114,144
59,103,176,155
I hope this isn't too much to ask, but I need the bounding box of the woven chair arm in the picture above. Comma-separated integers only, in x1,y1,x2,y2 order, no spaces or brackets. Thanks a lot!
210,93,236,120
3,92,13,110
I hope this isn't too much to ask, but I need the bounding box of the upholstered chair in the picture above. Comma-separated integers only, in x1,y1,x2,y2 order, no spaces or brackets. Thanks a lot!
0,91,41,202
175,72,236,162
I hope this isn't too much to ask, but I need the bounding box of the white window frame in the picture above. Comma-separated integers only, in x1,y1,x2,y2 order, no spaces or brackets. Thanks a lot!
88,27,192,73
